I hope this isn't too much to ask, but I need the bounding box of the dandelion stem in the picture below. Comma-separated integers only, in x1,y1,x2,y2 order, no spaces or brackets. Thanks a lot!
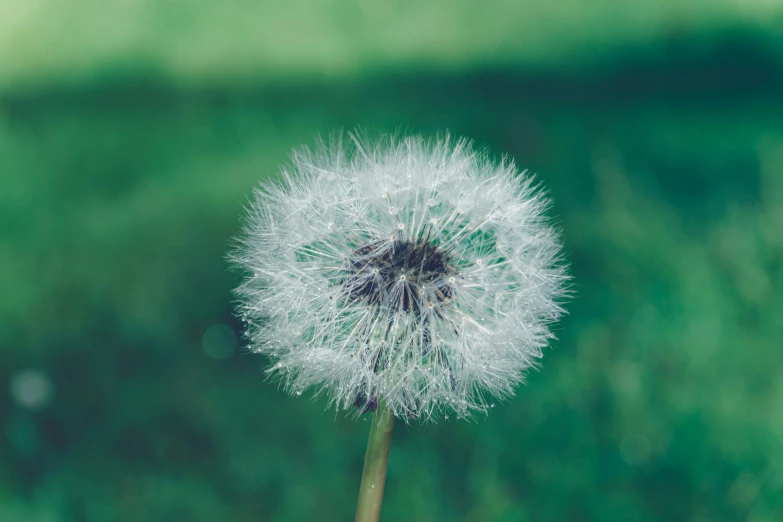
354,402,395,522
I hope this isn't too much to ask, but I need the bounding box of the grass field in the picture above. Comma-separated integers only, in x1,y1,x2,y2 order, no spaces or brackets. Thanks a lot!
1,0,782,91
2,3,783,521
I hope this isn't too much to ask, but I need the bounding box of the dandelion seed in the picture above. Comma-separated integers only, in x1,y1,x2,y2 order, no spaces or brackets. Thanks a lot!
231,133,569,422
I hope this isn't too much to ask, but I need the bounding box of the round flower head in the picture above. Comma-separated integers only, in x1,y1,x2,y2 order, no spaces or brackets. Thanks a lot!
233,133,569,421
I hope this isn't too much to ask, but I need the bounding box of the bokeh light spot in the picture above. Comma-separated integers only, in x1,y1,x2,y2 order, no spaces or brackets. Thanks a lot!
202,324,238,360
620,435,651,465
9,369,54,410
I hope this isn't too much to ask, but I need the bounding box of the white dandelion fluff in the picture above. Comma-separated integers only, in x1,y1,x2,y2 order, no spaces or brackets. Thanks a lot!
232,133,569,421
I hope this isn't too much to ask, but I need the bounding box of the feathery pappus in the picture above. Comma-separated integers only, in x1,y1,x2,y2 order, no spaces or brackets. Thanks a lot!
231,133,570,421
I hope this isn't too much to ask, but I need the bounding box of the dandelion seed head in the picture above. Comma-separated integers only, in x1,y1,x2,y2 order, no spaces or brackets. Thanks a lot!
231,133,570,421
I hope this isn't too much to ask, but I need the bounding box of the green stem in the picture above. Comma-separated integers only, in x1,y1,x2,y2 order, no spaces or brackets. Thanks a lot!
354,402,395,522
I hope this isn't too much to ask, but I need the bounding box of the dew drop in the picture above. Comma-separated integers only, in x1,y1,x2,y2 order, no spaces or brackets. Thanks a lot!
490,403,495,408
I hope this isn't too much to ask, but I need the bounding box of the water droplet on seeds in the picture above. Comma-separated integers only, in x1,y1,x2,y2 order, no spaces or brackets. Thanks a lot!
490,403,495,408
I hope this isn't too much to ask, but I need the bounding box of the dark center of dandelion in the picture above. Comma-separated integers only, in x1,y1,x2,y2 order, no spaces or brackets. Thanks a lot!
342,239,457,314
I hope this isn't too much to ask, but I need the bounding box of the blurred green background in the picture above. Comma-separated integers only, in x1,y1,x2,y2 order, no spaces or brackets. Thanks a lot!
2,1,783,521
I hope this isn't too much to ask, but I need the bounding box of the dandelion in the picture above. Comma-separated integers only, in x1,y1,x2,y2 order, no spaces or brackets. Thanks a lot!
231,133,569,521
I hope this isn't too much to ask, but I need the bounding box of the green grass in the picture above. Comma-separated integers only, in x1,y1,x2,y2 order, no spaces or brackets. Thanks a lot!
1,0,782,92
2,3,783,518
2,63,782,519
